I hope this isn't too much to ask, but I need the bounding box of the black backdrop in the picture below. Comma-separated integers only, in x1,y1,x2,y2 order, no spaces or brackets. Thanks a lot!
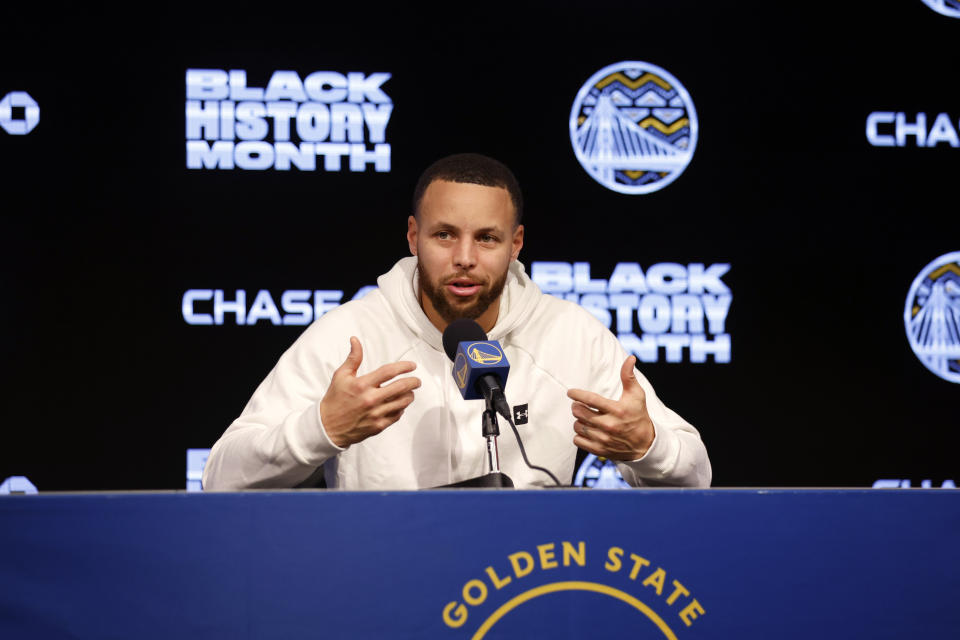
3,4,958,490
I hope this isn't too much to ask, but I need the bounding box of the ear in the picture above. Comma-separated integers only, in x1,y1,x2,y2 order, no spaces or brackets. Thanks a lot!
407,215,418,256
510,224,524,261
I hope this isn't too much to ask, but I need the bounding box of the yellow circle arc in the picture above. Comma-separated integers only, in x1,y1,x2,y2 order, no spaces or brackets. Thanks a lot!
467,342,503,364
471,580,677,640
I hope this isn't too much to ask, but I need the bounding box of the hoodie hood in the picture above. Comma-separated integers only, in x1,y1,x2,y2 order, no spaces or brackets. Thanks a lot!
377,256,542,352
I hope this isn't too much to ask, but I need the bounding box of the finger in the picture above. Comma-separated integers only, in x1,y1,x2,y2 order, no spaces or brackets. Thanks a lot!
575,435,635,461
362,361,418,387
620,356,640,390
574,421,632,460
573,420,592,439
571,403,618,431
381,406,407,423
571,401,600,423
574,419,613,445
374,391,416,419
573,434,606,458
567,388,618,414
570,400,595,419
372,376,422,404
336,336,363,376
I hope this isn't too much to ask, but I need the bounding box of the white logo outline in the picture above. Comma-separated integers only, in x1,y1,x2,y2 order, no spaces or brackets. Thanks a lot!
0,91,40,135
569,61,698,195
922,0,960,18
904,251,960,383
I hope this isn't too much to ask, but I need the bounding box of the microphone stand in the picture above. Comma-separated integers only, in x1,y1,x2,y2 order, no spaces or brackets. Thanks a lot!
434,394,514,489
482,407,501,475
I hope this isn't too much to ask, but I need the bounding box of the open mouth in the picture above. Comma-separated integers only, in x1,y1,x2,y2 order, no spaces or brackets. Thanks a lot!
446,278,482,297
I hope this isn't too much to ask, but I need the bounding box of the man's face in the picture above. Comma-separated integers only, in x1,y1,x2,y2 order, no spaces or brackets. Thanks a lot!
407,180,524,332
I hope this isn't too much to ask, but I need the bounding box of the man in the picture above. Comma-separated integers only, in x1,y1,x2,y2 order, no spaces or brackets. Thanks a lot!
203,154,711,490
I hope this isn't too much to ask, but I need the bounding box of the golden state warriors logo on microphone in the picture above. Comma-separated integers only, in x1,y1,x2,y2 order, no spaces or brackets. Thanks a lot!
467,342,504,365
454,352,469,390
453,340,510,400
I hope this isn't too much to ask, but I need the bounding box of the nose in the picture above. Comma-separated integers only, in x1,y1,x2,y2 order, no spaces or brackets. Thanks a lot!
453,237,477,270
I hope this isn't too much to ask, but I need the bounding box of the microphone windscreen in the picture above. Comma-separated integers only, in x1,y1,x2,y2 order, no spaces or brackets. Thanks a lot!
442,318,487,361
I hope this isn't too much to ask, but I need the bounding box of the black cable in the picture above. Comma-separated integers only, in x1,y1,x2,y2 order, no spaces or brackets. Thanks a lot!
500,403,562,487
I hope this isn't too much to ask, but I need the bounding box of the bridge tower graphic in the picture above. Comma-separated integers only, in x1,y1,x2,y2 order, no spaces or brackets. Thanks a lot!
908,272,960,379
573,94,690,184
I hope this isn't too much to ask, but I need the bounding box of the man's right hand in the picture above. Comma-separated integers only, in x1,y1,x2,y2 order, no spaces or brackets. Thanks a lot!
319,336,421,448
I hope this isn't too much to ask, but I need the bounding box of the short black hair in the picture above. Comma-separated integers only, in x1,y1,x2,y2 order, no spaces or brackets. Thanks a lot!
412,153,523,225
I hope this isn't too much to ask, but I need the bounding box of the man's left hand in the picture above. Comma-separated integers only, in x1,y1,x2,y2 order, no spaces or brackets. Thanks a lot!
567,356,655,461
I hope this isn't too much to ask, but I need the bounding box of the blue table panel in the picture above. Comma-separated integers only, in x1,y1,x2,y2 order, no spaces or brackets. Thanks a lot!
1,490,957,639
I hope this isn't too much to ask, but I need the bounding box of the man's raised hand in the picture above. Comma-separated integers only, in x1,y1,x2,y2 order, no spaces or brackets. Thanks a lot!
319,337,421,448
567,355,656,461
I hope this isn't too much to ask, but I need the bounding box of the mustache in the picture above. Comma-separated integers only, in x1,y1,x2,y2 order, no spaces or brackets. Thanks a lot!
442,273,488,286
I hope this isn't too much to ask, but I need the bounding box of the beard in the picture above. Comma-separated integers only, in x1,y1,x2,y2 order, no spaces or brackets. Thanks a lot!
418,261,508,325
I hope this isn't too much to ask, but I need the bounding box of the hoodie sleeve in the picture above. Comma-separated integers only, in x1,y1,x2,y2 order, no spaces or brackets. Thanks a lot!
201,319,349,491
613,371,713,488
591,326,712,488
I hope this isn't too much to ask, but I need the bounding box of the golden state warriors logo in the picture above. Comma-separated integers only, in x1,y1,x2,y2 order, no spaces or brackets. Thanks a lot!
441,540,705,638
922,0,960,17
904,251,960,383
467,342,504,365
454,353,469,389
569,61,698,195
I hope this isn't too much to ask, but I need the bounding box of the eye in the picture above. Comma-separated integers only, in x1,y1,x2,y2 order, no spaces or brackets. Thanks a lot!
479,233,498,244
435,231,451,240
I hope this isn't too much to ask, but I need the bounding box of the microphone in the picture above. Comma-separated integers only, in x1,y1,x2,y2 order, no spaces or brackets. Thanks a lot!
442,319,512,424
441,319,562,487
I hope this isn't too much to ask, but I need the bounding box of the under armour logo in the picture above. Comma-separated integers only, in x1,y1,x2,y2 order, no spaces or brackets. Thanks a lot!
513,404,529,425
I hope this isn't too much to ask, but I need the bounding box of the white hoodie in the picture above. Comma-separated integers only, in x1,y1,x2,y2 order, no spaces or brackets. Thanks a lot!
202,257,711,490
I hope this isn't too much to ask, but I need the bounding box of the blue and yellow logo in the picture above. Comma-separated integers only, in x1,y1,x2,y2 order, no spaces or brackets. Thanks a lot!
569,61,698,195
466,342,504,365
454,353,469,389
441,540,705,638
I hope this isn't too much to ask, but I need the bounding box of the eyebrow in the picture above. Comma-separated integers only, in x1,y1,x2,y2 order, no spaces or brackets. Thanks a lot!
428,222,504,235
